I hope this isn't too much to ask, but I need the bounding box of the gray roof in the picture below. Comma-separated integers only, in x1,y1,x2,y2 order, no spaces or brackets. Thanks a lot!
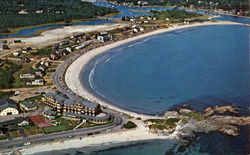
43,109,56,115
0,98,18,112
21,101,37,108
63,112,110,120
45,92,98,109
64,99,75,105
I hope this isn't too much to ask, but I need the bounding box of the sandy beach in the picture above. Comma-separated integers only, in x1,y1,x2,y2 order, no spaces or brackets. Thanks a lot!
65,20,243,120
20,118,183,154
1,23,127,49
9,20,245,154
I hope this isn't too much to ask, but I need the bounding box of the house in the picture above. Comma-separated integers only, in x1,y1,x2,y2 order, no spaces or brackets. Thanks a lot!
13,52,20,57
22,47,32,53
18,9,28,14
14,40,22,43
40,61,50,67
71,33,85,39
2,44,10,50
65,47,72,53
60,49,70,56
18,120,29,126
75,42,91,50
14,91,20,96
97,32,111,42
34,69,44,77
59,41,69,46
20,73,35,79
20,101,37,111
38,65,47,72
31,79,45,86
0,99,19,116
50,53,60,60
19,57,31,63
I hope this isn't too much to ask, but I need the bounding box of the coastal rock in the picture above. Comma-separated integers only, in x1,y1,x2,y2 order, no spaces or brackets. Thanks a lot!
204,105,238,116
178,108,194,114
163,111,179,118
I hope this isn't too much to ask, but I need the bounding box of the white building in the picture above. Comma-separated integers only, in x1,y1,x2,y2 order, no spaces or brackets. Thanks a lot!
0,99,19,116
97,32,111,42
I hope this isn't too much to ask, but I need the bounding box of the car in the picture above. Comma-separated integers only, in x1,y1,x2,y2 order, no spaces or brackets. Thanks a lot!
48,139,54,142
106,129,112,133
68,135,74,138
94,131,101,134
6,145,13,149
87,133,93,136
24,142,31,146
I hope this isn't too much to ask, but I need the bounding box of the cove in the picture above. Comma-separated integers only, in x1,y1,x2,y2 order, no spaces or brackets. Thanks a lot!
82,24,250,115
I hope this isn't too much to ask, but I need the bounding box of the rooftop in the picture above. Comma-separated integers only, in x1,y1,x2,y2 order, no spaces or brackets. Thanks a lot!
20,101,37,109
63,112,110,120
45,92,98,109
0,98,18,112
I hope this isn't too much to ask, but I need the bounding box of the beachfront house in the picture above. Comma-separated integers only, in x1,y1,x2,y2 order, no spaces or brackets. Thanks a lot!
13,52,20,57
22,47,32,53
97,32,112,42
42,92,110,123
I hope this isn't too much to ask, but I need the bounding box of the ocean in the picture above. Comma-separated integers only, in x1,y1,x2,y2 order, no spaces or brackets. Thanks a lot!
79,24,250,154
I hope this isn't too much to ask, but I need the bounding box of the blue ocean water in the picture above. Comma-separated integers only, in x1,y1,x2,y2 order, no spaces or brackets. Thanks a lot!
83,25,250,116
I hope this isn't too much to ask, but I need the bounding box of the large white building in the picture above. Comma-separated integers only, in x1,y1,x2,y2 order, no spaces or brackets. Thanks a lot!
0,99,19,116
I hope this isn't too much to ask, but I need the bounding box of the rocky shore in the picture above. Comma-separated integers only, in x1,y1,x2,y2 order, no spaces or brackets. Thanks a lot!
149,105,250,143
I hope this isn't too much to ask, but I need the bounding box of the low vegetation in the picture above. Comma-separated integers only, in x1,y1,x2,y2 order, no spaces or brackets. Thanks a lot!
123,121,137,129
0,91,15,99
0,60,22,88
152,9,206,23
146,118,181,130
31,48,53,57
184,112,204,120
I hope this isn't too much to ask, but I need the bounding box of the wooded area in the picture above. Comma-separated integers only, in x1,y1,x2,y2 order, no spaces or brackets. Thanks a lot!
0,0,118,33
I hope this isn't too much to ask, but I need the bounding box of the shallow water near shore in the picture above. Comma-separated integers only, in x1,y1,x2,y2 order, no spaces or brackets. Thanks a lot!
83,24,250,116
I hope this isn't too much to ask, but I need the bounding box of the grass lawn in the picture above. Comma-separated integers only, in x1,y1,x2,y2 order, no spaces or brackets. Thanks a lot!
42,125,68,134
146,118,181,130
12,62,35,88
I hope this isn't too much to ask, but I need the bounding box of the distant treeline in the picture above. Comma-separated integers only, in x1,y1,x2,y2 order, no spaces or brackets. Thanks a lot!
110,0,249,16
0,0,118,33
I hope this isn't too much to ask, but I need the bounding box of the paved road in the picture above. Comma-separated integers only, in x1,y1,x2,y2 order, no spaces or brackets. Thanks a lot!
0,44,127,153
0,111,123,152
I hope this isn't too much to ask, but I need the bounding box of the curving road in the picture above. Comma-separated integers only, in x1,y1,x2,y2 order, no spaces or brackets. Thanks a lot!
0,47,127,153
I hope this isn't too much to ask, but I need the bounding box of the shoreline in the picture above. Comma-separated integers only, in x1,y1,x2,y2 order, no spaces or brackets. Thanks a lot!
65,20,244,119
20,119,178,154
5,21,247,154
